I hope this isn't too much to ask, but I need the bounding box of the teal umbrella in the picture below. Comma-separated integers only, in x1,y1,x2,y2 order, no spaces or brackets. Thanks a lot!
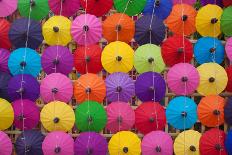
221,6,232,36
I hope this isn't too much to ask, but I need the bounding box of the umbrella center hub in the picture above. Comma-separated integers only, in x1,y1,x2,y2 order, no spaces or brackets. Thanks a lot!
211,18,218,24
53,59,60,65
213,109,221,115
53,117,60,123
30,0,36,7
54,146,61,153
115,24,122,32
210,47,216,53
181,111,187,117
85,56,91,62
215,144,222,151
117,116,123,123
16,87,25,94
52,88,59,94
182,15,188,21
123,147,129,153
154,0,160,7
155,146,161,152
149,86,155,91
149,117,155,123
190,145,196,152
86,87,91,94
209,77,215,83
116,56,122,62
83,25,89,32
148,57,154,63
18,113,25,121
177,47,184,53
181,76,188,82
20,61,27,67
116,86,122,92
88,115,93,124
53,26,59,32
25,145,31,152
87,148,93,155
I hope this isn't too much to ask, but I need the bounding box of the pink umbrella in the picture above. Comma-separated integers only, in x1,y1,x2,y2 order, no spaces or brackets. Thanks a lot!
172,0,196,5
167,63,199,95
0,0,17,17
71,14,102,45
226,37,232,61
106,101,135,133
142,131,173,155
0,48,10,72
42,131,74,155
0,131,12,155
40,73,73,103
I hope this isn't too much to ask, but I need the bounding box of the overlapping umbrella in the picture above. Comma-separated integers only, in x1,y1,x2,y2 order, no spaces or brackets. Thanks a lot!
221,6,232,36
0,0,17,17
0,48,10,73
0,98,14,130
172,0,196,5
0,72,11,101
225,37,232,61
201,0,223,6
223,0,232,7
225,130,232,155
224,97,232,125
0,131,12,155
226,66,232,92
0,19,11,49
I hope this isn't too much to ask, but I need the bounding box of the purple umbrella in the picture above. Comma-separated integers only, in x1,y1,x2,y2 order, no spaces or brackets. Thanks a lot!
0,71,11,101
201,0,223,6
41,46,73,75
8,74,40,102
105,72,135,102
225,97,232,125
0,48,10,72
135,72,166,102
74,132,108,155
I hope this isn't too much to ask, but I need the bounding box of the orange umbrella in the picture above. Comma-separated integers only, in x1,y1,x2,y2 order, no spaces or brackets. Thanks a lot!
74,73,106,104
102,13,135,43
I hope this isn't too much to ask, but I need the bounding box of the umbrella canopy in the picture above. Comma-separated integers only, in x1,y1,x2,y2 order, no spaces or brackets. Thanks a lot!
134,44,165,73
142,131,173,155
15,130,44,155
8,74,40,102
108,131,141,155
102,13,135,43
0,0,17,17
165,4,197,36
74,44,102,74
40,101,75,132
41,46,73,75
74,132,108,155
0,98,14,130
201,0,223,6
0,131,12,155
8,48,41,77
135,15,165,45
196,4,223,37
75,101,107,132
101,41,134,74
172,0,196,5
0,72,11,101
135,102,166,135
225,130,232,155
226,37,232,61
0,19,11,49
105,72,135,102
224,97,232,125
226,66,232,92
73,73,106,104
223,0,232,7
221,6,232,36
197,63,228,96
42,131,74,155
42,16,72,46
174,130,201,155
166,96,197,130
0,48,10,73
135,72,166,102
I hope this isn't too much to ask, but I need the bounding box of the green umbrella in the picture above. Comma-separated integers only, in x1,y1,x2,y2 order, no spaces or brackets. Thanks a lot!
75,101,107,132
221,6,232,36
18,0,50,21
114,0,146,16
134,44,165,73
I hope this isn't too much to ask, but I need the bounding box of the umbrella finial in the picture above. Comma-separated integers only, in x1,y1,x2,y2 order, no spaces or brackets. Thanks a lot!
115,24,122,32
20,61,27,67
155,146,162,152
181,111,187,117
213,109,221,115
116,86,122,92
52,88,59,94
87,148,93,155
85,87,92,94
54,146,61,153
177,47,184,53
18,113,24,121
190,145,196,152
148,57,154,63
30,0,35,7
155,0,160,7
149,117,155,123
215,144,222,151
181,76,188,82
209,77,215,83
85,56,91,62
53,117,60,123
211,18,218,24
182,15,188,21
149,86,155,91
53,59,60,65
210,47,216,53
16,87,25,94
117,116,123,123
83,25,89,32
116,56,122,61
25,145,31,152
53,26,59,32
123,147,129,153
88,115,93,123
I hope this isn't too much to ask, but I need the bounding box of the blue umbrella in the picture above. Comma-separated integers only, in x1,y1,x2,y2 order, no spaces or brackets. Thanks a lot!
224,97,232,125
0,71,11,101
166,96,197,130
194,37,224,65
8,48,41,77
225,130,232,155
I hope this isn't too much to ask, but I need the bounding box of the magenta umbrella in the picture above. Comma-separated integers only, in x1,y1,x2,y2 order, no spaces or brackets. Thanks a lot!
0,0,17,17
0,131,12,155
0,48,10,73
226,37,232,61
42,131,74,155
172,0,196,5
40,73,73,103
71,14,102,45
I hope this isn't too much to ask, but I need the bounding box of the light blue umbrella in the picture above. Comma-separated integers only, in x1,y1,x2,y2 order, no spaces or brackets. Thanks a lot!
166,96,197,130
8,48,41,77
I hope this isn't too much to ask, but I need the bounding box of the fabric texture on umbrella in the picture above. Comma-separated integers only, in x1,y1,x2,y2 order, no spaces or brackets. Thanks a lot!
74,132,108,155
226,37,232,61
101,41,134,73
0,131,12,155
105,72,135,103
74,73,106,104
197,63,228,96
172,0,196,5
0,98,14,130
135,102,166,135
41,46,73,75
40,101,75,132
221,6,232,36
166,96,197,129
15,130,45,155
0,48,10,73
42,131,74,155
134,44,165,73
135,15,165,45
201,0,223,6
0,0,17,17
0,72,11,101
225,130,232,155
224,97,232,125
75,101,107,132
142,131,173,155
135,72,166,102
226,66,232,92
102,13,135,43
223,0,232,7
0,19,11,49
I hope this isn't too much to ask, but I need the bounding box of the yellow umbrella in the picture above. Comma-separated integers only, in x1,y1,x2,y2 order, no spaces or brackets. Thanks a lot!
42,16,72,46
40,101,75,132
108,131,141,155
0,98,14,130
197,63,228,96
174,130,201,155
196,4,222,37
101,41,134,73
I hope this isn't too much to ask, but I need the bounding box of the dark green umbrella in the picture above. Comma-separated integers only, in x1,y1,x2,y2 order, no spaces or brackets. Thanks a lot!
221,6,232,36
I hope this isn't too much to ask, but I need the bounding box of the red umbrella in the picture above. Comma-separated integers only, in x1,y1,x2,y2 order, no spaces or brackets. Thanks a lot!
226,65,232,92
0,19,11,49
223,0,232,7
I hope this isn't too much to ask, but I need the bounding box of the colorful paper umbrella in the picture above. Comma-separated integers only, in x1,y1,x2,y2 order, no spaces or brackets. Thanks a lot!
166,96,197,130
200,128,227,155
0,131,12,155
0,19,11,49
0,98,14,130
40,101,75,132
135,15,165,45
223,0,232,7
8,48,41,77
221,6,232,36
0,72,11,101
75,101,107,132
172,0,196,5
224,98,232,126
197,63,228,96
101,41,134,73
0,48,10,73
8,74,40,102
226,66,232,92
42,16,72,46
71,14,102,45
102,13,135,43
74,44,102,74
174,130,201,155
0,0,17,17
74,73,106,104
166,4,197,35
226,37,232,61
42,131,74,155
135,102,166,135
41,46,73,75
196,4,223,37
142,131,173,155
74,132,108,155
15,130,45,155
135,72,166,102
201,0,223,6
109,131,141,155
225,130,232,155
